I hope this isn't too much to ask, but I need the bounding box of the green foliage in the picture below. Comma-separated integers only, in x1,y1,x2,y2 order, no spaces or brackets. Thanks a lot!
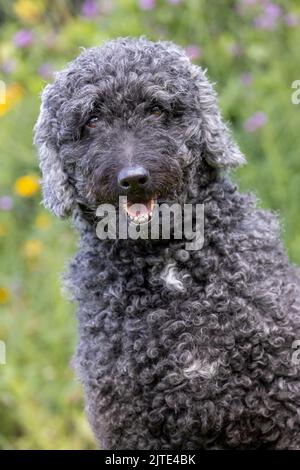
0,0,300,449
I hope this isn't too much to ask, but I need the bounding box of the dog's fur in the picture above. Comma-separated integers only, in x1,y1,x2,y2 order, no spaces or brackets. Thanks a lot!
34,37,300,449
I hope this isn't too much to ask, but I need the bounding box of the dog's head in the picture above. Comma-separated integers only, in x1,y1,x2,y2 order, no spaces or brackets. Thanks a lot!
34,37,245,222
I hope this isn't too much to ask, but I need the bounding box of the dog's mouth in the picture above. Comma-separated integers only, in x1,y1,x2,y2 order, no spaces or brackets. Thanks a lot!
123,197,156,224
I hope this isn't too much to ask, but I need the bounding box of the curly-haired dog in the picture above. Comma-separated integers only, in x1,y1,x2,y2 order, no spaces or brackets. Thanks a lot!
34,37,300,449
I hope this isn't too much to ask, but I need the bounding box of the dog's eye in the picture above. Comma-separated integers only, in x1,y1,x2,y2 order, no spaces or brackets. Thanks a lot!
150,106,163,118
86,116,100,128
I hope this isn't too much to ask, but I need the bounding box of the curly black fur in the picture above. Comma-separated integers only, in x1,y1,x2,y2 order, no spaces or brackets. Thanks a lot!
34,37,300,449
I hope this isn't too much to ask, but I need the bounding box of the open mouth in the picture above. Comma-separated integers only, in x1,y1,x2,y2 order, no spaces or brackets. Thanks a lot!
123,197,156,224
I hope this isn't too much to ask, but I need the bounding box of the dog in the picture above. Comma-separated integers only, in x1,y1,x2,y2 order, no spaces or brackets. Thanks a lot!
34,37,300,449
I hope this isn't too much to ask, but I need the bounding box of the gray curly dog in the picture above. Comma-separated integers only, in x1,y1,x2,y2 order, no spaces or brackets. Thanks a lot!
34,37,300,449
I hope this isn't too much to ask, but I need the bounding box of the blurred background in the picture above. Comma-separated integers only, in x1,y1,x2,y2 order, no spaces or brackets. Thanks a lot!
0,0,300,450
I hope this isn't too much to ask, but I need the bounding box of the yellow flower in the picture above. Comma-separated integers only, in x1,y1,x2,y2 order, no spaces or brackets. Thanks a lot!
14,174,39,197
0,83,24,117
0,287,10,304
22,239,43,260
13,0,44,23
0,223,9,237
35,213,51,230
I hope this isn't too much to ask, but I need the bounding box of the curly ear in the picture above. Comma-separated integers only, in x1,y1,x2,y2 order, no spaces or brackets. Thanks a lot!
34,85,76,218
193,66,246,168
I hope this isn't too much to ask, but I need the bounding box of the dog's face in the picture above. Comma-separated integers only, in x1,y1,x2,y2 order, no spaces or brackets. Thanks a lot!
34,38,245,221
57,42,196,223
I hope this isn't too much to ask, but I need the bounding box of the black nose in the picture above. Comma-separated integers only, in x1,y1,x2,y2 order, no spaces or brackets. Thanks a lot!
118,166,150,191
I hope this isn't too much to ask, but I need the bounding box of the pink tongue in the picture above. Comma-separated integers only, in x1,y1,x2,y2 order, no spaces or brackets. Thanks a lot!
127,202,150,218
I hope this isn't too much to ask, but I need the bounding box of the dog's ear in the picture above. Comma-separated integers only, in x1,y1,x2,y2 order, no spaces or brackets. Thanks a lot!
34,84,76,218
192,65,246,168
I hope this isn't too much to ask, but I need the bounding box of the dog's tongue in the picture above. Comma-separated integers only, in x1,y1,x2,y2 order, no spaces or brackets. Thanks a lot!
127,200,152,218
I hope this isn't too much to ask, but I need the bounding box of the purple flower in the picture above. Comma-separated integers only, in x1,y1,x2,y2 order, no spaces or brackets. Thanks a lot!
254,14,277,30
185,45,202,61
264,3,282,19
243,111,268,133
240,72,253,87
237,0,279,15
139,0,156,11
254,2,282,30
0,196,13,211
81,0,99,18
284,13,299,27
1,59,16,74
38,63,54,80
14,30,34,48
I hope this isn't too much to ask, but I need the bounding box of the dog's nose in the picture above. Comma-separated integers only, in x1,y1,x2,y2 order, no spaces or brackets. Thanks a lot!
118,166,150,191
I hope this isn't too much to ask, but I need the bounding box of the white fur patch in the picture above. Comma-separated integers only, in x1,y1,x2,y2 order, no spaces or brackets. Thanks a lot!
183,359,219,379
160,262,185,292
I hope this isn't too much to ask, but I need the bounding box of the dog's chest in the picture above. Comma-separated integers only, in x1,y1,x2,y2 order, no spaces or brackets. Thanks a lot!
77,251,224,393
